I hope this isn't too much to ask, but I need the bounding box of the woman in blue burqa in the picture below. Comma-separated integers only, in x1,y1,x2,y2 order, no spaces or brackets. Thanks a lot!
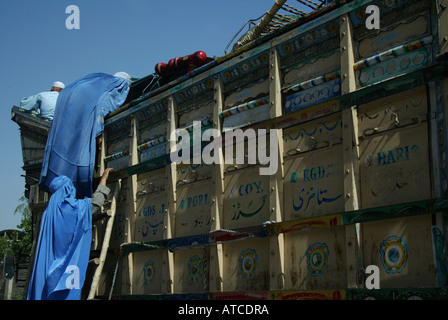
26,169,112,300
27,72,130,299
39,72,131,198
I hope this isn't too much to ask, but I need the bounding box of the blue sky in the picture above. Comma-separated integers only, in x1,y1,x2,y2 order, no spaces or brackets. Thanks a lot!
0,0,309,230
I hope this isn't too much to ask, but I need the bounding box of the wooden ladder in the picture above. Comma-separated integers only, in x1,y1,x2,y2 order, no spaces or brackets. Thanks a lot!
87,179,122,300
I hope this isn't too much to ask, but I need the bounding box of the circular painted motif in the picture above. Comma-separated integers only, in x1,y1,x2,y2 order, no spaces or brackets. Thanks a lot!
206,79,214,88
374,66,384,78
224,71,232,80
306,243,329,276
188,255,202,282
413,53,425,65
386,60,397,74
360,71,370,84
328,22,339,33
289,172,299,183
379,235,408,274
239,248,258,279
332,83,340,94
261,54,269,63
143,260,155,285
400,57,410,69
282,43,293,53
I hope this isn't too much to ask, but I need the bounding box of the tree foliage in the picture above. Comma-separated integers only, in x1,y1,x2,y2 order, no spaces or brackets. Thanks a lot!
0,196,33,264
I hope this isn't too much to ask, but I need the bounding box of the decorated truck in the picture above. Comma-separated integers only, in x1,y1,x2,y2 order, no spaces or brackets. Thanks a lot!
12,0,448,300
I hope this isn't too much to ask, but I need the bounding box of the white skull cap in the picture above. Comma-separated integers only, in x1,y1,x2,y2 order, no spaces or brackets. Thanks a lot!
53,81,65,89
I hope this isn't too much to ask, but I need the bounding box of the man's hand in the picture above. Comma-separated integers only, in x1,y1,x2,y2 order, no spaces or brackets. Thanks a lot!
99,167,114,186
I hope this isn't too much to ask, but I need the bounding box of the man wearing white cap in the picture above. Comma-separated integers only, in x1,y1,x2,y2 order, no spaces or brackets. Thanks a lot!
19,81,65,121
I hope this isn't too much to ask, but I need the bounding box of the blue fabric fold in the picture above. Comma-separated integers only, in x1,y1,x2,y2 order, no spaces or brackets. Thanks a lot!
26,176,92,300
39,73,129,198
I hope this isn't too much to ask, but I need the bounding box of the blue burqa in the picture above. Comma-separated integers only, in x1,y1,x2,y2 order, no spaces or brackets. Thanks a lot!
27,176,92,300
39,73,129,198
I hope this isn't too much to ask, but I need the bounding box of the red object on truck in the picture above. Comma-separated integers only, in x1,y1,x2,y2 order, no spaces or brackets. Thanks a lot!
155,51,208,76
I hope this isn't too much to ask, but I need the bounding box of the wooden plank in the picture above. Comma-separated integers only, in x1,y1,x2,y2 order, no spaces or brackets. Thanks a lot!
209,74,225,292
125,116,139,294
340,12,361,290
269,47,285,291
163,96,177,294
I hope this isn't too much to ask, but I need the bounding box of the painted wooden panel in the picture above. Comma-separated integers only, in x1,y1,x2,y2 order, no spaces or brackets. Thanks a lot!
350,0,432,40
139,121,166,143
283,226,347,291
139,121,167,163
222,134,258,173
134,170,167,242
174,76,215,114
139,142,166,163
224,78,269,110
133,250,164,295
359,119,431,209
356,14,430,59
135,192,167,242
283,114,344,220
177,163,212,185
357,47,431,87
361,215,437,288
223,166,270,230
134,98,168,124
222,103,270,132
107,137,131,172
173,248,209,294
20,136,46,165
175,179,213,238
178,104,213,128
283,50,340,89
284,78,341,114
222,238,270,292
278,18,340,72
357,86,428,135
220,51,269,85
